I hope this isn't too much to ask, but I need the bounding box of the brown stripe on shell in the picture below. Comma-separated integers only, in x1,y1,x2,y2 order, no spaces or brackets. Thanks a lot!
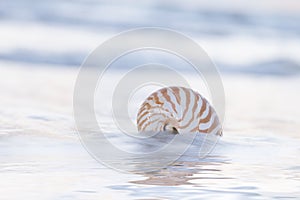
139,112,168,129
199,106,212,124
197,98,207,119
142,116,166,131
178,87,191,122
136,86,222,136
199,115,219,134
170,86,181,105
179,91,199,129
161,88,178,114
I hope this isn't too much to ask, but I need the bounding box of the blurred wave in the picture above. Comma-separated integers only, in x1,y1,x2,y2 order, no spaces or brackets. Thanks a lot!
220,59,300,76
1,49,300,76
1,0,300,37
0,50,84,67
1,0,300,35
1,0,300,76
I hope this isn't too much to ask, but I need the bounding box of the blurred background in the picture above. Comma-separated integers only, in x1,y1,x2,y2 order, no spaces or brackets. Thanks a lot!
1,0,300,199
1,0,300,72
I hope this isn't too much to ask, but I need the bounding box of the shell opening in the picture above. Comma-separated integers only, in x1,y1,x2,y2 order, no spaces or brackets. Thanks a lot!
163,123,179,134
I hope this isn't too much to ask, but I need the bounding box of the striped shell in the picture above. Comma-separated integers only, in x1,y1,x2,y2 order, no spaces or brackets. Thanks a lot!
137,87,222,136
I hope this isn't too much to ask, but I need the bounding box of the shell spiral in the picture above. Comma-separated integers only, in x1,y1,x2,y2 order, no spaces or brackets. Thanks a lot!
137,87,222,136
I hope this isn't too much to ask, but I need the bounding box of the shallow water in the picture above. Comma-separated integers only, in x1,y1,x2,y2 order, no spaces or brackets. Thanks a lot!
1,66,300,199
1,123,300,199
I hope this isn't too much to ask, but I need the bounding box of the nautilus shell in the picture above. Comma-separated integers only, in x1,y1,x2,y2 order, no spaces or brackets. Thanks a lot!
137,87,222,136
